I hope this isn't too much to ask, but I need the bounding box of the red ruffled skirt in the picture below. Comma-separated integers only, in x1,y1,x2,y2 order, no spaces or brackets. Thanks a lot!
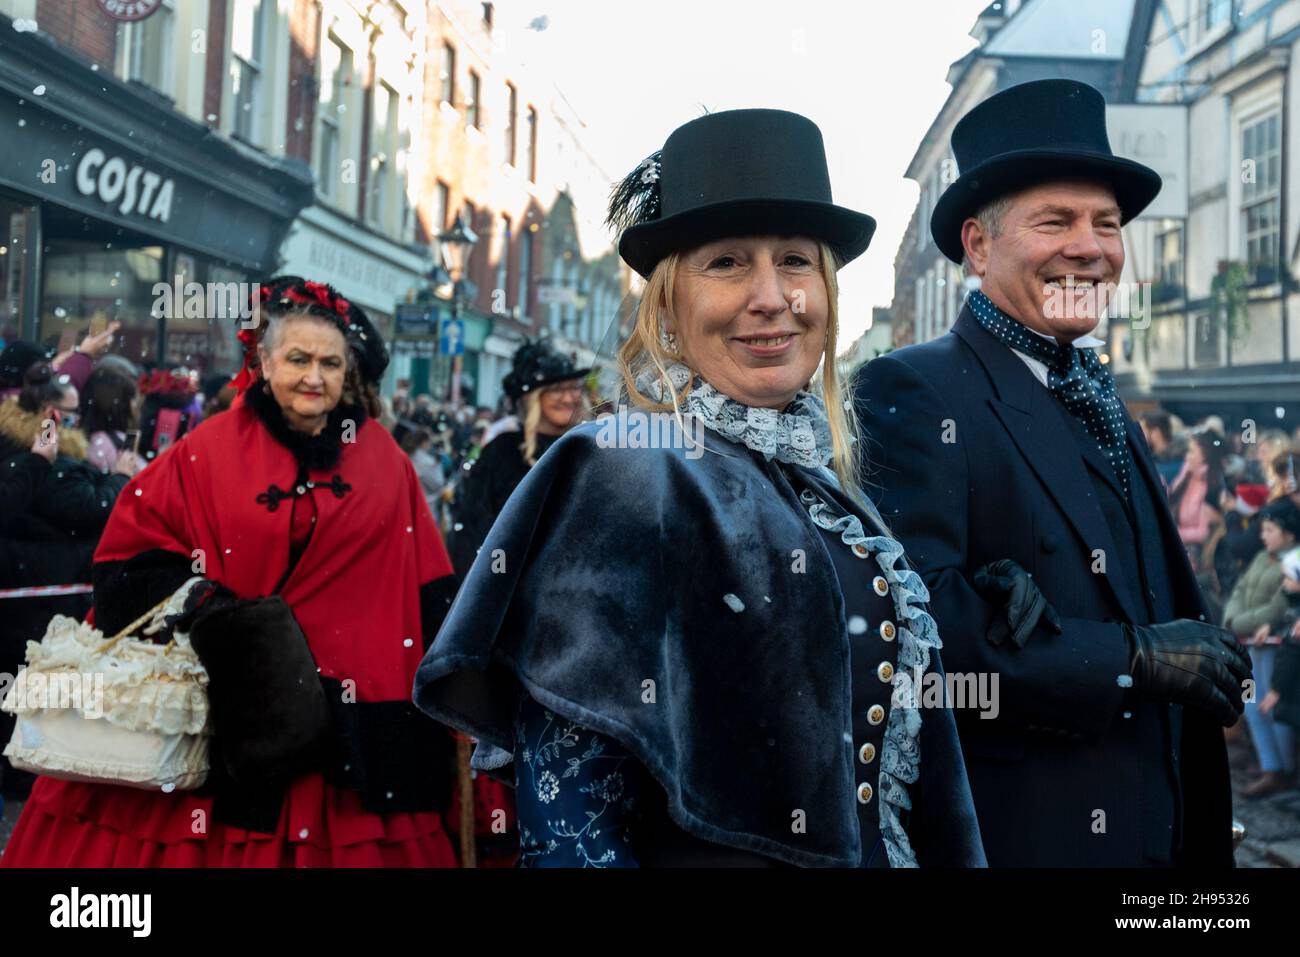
0,772,457,868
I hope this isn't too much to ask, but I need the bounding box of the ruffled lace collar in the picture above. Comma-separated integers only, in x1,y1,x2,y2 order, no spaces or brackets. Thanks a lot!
633,362,834,469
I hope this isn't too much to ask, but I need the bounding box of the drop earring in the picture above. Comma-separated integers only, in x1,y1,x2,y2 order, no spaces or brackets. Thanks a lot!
661,328,677,352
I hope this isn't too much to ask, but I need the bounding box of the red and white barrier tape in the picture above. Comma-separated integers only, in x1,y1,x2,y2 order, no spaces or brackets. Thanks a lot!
0,583,93,599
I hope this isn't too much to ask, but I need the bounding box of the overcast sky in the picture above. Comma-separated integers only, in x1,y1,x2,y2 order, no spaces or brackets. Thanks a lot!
498,0,991,345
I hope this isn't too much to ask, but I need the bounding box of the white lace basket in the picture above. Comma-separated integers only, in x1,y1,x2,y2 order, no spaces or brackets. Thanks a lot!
1,577,212,791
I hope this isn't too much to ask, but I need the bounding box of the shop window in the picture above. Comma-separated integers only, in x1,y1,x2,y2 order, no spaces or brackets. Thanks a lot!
40,237,164,366
162,256,245,376
0,196,35,341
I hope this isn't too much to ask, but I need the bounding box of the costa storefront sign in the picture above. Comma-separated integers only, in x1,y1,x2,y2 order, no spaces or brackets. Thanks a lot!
94,0,163,22
75,148,175,223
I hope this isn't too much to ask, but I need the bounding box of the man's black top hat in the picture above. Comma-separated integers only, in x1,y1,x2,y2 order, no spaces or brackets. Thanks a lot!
930,79,1162,264
610,109,877,278
502,338,591,401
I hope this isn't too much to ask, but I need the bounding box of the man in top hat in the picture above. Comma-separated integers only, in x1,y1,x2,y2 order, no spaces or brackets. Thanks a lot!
853,79,1251,866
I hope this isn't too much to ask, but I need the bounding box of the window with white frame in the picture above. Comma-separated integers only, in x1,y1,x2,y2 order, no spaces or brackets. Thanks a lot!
467,70,481,130
1241,110,1281,284
495,215,511,311
399,90,416,242
316,34,352,201
1155,223,1184,301
1204,0,1232,31
431,182,450,237
526,106,538,182
368,82,398,229
119,0,175,94
505,82,517,165
230,0,268,144
440,43,456,106
461,201,478,280
519,228,534,318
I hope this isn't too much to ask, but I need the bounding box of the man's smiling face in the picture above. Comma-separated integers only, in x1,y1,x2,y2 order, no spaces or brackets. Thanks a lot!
961,179,1125,343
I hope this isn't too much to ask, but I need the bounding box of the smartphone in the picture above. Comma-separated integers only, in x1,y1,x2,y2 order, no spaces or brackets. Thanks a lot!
124,430,141,455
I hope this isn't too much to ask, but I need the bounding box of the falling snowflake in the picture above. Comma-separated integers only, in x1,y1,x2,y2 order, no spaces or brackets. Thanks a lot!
722,593,745,613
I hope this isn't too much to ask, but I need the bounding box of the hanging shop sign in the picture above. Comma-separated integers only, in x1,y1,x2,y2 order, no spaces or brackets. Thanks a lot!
94,0,164,22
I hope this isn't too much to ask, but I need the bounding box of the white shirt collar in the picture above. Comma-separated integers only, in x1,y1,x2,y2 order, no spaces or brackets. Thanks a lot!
1011,325,1107,388
1021,324,1106,349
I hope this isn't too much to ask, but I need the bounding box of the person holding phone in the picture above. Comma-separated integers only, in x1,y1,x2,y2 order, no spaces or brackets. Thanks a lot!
1224,499,1300,797
80,365,143,476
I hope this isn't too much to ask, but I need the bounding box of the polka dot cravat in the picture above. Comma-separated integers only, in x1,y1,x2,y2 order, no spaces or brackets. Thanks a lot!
968,289,1132,498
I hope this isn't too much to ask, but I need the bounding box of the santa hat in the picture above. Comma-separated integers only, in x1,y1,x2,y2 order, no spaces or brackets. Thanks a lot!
1235,483,1269,515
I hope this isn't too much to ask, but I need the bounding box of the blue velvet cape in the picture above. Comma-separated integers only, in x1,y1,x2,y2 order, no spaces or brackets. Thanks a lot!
412,419,985,867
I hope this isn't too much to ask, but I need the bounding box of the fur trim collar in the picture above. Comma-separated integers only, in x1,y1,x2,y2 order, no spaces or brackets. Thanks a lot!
0,396,88,461
245,381,366,473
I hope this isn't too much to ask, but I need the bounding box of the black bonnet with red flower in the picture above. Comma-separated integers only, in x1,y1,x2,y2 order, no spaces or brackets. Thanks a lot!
231,275,389,394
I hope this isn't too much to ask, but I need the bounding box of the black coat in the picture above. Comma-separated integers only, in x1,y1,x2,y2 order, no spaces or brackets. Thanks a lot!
0,401,128,797
414,419,985,867
446,429,556,579
852,307,1233,867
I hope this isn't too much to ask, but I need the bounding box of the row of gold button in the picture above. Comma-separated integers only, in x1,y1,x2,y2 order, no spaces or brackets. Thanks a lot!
854,553,891,808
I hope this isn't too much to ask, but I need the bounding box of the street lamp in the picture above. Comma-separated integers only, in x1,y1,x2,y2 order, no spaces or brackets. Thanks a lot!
437,214,478,406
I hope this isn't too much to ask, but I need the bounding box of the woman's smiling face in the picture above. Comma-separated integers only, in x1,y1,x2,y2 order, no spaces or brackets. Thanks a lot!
670,235,828,410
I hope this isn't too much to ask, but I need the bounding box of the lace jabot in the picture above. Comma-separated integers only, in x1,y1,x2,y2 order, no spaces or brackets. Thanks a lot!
632,361,835,469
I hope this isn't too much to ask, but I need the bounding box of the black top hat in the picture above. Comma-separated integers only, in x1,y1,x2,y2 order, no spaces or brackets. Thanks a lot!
502,338,591,401
930,79,1162,264
610,109,876,278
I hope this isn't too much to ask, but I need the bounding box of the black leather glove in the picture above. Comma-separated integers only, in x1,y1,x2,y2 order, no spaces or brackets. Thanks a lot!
166,578,238,635
972,559,1063,648
1124,619,1253,726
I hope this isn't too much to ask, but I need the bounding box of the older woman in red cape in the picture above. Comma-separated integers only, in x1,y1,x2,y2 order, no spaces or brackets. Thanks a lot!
1,277,461,867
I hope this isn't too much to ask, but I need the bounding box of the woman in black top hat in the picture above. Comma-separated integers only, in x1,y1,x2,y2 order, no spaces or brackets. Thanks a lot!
415,109,985,867
447,338,589,580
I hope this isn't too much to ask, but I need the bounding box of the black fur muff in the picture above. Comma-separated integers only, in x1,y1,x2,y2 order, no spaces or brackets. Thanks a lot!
188,597,333,784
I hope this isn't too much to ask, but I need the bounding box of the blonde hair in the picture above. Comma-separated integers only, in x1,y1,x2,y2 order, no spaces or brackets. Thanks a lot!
615,241,864,503
519,391,543,466
518,386,590,466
